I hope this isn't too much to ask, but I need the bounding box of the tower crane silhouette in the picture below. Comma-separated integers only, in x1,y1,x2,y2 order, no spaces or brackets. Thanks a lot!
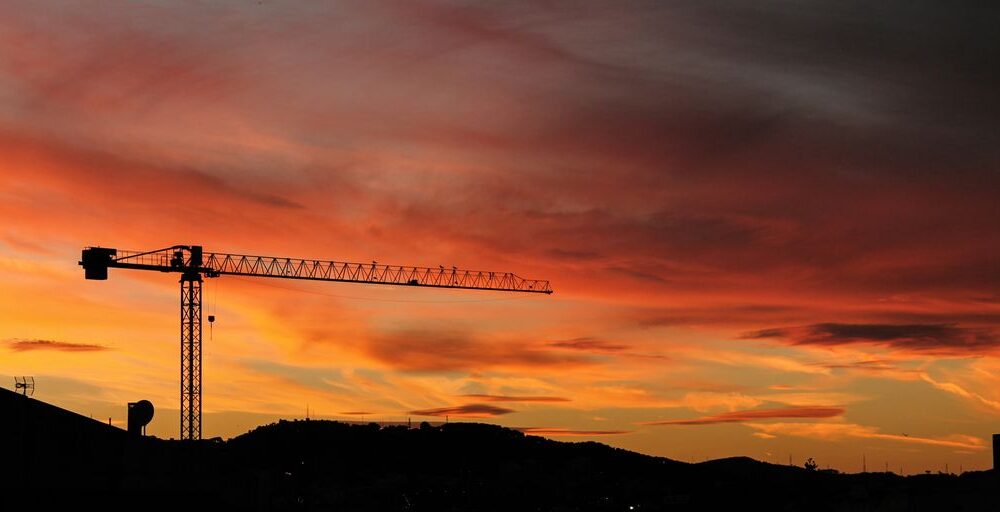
80,244,552,440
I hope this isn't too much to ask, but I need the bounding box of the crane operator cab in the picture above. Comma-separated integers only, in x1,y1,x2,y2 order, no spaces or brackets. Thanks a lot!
170,250,185,268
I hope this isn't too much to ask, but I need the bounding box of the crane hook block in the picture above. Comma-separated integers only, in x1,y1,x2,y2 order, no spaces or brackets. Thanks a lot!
80,247,117,280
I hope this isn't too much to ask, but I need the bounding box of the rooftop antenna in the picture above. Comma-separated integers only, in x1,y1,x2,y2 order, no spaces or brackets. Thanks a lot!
14,376,34,396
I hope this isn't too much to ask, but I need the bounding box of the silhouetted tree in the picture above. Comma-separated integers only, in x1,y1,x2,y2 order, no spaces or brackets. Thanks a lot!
804,458,818,471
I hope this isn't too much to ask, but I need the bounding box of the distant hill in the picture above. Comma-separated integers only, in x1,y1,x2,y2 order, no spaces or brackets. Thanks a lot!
1,388,997,511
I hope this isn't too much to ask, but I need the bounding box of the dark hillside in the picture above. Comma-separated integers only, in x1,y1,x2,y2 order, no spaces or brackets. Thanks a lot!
2,389,997,511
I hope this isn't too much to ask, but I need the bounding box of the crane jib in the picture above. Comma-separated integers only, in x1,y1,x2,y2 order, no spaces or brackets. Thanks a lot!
80,245,552,294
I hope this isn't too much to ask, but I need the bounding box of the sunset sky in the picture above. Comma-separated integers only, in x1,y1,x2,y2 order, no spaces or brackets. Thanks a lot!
2,1,999,474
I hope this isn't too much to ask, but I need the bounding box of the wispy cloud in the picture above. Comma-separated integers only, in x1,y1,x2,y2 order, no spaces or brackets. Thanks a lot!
746,422,986,451
460,394,570,403
367,330,590,372
643,406,844,426
743,323,1000,355
818,359,899,372
520,427,630,436
547,337,629,352
6,338,108,352
920,373,1000,412
408,403,515,417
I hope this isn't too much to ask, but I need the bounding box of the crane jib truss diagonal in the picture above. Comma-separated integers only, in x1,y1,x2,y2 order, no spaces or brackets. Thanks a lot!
203,253,551,293
108,248,552,293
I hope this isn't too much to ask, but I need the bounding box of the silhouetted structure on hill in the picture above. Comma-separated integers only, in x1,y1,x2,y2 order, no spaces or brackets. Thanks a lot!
995,433,999,470
127,399,154,435
2,388,997,511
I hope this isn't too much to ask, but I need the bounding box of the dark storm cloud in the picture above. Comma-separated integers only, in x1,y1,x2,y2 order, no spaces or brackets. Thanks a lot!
743,323,1000,355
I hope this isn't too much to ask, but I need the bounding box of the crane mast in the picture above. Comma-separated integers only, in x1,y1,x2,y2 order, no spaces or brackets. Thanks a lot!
80,245,552,440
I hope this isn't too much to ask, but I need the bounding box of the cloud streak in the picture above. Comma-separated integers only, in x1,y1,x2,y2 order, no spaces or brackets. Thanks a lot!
6,338,108,352
520,428,630,437
408,403,515,418
920,373,1000,412
746,422,986,451
460,394,570,403
643,406,844,426
744,323,1000,355
367,330,590,373
547,337,629,353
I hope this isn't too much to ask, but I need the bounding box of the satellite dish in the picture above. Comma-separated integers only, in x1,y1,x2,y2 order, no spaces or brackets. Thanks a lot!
13,376,34,396
127,400,155,435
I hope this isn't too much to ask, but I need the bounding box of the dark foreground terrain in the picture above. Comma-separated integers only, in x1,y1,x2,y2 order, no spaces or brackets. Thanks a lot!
1,387,996,511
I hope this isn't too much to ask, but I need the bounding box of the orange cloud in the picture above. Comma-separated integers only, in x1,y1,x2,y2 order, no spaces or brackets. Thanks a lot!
6,338,108,352
460,394,570,403
919,373,1000,412
643,406,844,426
547,338,629,352
746,422,986,451
744,323,1000,356
366,330,591,372
520,428,630,437
408,403,514,417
